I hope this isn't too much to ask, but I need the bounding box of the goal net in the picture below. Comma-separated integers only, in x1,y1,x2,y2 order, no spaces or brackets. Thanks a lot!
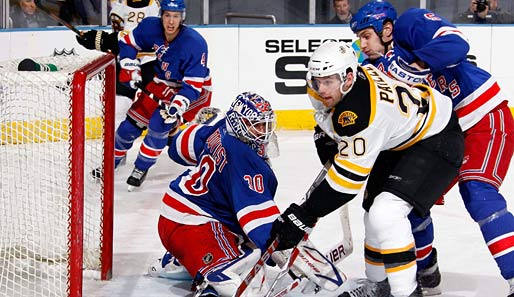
0,54,116,297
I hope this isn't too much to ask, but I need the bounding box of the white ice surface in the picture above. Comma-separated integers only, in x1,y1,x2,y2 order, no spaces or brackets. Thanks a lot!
83,130,513,297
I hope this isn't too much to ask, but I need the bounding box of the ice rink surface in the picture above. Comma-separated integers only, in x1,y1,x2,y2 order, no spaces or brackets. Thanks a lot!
84,130,513,297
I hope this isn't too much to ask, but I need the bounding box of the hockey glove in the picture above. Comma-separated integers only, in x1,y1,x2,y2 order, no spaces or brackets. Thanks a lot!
314,125,338,166
76,30,108,51
269,203,317,251
159,95,190,125
387,47,430,86
119,58,142,90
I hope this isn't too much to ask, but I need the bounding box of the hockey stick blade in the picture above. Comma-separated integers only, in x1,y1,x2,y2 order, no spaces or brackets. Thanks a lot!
264,234,307,297
324,205,353,264
269,277,305,297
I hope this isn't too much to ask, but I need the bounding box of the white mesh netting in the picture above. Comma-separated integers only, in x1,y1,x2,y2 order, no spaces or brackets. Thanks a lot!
0,54,111,297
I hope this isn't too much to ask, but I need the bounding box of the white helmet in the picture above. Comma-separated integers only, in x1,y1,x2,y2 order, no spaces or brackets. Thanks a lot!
307,41,358,95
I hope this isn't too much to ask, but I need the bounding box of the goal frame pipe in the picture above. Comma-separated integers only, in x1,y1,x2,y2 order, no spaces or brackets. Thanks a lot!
69,53,116,297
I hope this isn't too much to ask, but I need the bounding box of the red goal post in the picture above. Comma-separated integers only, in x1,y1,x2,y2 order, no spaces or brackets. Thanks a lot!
0,53,116,297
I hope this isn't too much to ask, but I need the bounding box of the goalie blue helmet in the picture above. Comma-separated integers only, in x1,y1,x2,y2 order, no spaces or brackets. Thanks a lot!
350,0,397,34
226,92,276,155
160,0,186,19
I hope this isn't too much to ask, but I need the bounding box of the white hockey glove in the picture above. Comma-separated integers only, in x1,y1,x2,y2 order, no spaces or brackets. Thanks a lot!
388,56,431,86
159,95,190,124
119,58,142,89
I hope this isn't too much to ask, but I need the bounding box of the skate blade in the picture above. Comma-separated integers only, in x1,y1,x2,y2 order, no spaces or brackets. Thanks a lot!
423,286,442,296
127,185,137,192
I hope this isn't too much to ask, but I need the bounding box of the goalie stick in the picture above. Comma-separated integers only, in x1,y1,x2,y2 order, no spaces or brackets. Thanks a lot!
325,204,353,264
232,160,332,297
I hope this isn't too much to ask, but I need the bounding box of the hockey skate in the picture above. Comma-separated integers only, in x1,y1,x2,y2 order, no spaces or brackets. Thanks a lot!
195,285,218,297
339,278,391,297
508,277,514,297
417,248,441,296
90,156,126,181
91,167,103,180
127,167,148,191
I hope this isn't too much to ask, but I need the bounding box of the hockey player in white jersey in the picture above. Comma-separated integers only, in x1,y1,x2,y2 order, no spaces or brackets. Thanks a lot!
269,41,464,297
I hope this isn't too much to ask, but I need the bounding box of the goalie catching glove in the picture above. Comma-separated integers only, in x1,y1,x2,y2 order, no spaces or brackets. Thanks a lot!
119,58,142,89
269,203,317,251
271,239,347,293
159,95,190,124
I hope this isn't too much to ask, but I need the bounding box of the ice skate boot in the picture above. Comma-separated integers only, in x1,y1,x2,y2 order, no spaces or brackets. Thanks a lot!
339,278,391,297
127,167,148,191
91,156,126,181
417,248,441,295
408,284,423,297
195,285,218,297
91,167,103,180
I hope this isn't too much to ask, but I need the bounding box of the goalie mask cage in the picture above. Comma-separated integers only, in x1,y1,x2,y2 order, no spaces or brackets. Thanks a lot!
0,54,116,297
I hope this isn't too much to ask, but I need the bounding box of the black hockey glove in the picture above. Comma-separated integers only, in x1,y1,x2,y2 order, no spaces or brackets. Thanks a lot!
76,30,109,52
314,125,338,165
269,203,317,251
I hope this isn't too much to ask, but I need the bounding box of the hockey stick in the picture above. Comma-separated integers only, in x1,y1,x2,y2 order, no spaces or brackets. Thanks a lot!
325,204,353,264
265,237,347,297
233,161,332,297
36,3,82,36
264,235,307,297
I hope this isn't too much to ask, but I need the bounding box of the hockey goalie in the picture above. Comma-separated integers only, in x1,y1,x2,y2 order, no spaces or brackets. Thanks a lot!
145,96,354,297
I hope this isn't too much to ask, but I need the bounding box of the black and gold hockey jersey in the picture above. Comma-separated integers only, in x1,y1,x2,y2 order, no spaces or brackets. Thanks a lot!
308,64,454,197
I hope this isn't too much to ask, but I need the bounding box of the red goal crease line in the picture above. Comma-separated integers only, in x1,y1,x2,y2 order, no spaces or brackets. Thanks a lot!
0,117,104,145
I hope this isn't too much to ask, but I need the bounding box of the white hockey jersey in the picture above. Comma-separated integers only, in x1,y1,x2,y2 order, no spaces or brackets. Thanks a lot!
110,0,160,31
111,0,160,63
308,64,454,196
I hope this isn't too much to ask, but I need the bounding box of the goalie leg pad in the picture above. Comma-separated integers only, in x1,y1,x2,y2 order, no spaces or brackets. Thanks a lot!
158,217,242,283
148,251,192,281
203,246,268,296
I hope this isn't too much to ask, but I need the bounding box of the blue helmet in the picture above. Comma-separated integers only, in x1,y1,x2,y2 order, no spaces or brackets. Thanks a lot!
160,0,186,12
160,0,186,20
226,92,276,156
350,0,397,34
